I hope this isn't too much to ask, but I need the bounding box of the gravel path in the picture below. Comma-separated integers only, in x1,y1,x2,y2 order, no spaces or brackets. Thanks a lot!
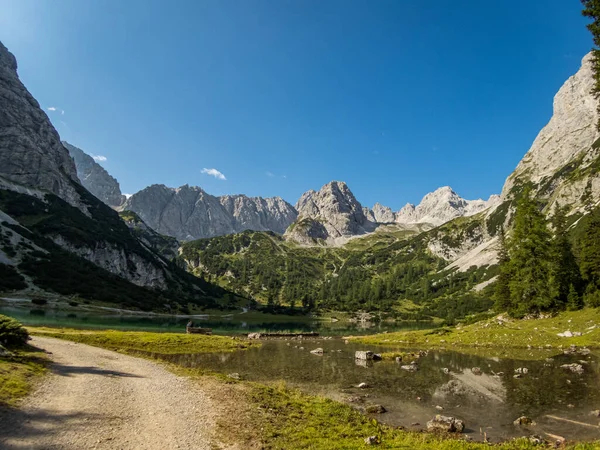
0,336,223,450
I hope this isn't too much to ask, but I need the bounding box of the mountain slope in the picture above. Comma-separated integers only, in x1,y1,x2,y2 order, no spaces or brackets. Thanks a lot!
64,141,125,207
0,41,232,311
123,184,298,241
285,181,376,245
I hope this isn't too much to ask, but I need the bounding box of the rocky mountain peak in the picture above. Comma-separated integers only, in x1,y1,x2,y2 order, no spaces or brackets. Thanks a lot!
0,41,82,208
64,142,125,208
123,184,297,240
287,181,373,245
501,52,600,202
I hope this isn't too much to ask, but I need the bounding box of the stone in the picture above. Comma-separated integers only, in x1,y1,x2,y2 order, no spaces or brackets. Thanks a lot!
355,351,374,360
372,354,382,361
590,410,600,417
514,367,528,374
364,436,379,445
513,416,535,426
227,373,241,380
0,343,13,358
357,382,369,389
247,333,262,340
400,364,418,372
365,404,386,414
471,367,482,375
395,356,403,363
557,331,574,338
442,368,449,374
560,363,584,374
426,415,465,433
310,348,324,355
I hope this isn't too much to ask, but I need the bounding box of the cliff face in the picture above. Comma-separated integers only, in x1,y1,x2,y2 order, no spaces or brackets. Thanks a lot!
64,142,125,208
0,42,82,208
123,184,298,241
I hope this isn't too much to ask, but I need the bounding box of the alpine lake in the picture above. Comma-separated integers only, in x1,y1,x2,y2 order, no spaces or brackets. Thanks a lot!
2,299,599,444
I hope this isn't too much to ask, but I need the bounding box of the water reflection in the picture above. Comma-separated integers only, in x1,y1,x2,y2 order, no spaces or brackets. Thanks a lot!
160,340,600,443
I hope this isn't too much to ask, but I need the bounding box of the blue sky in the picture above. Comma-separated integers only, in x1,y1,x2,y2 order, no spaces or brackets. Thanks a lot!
0,0,593,209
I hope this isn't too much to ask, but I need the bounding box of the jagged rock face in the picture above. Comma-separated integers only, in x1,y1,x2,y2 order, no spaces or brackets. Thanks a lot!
288,181,374,244
123,184,297,241
64,142,125,207
394,187,499,226
0,42,81,207
369,202,395,223
501,52,600,209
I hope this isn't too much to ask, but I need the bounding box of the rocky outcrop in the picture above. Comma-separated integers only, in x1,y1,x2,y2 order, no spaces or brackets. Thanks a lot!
0,42,82,208
501,52,600,209
287,181,375,245
64,142,125,207
123,184,297,241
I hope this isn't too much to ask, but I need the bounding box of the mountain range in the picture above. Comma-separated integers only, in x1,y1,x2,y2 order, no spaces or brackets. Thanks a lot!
66,144,499,244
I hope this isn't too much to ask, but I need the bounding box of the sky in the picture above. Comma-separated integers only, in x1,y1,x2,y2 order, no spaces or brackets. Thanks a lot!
0,0,594,209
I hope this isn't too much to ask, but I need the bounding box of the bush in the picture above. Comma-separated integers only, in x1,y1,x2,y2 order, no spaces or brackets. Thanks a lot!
0,315,29,347
584,290,600,308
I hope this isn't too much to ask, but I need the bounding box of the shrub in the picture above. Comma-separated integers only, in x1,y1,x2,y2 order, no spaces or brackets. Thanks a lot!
0,315,29,347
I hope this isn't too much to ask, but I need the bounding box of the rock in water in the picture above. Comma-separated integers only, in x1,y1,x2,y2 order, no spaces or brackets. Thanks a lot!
365,404,387,414
355,351,374,360
513,416,535,426
426,415,465,433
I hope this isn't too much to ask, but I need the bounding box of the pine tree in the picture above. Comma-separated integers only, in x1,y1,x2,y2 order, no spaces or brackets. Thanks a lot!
582,0,600,130
507,187,552,316
567,284,583,311
549,204,582,308
580,207,600,293
494,226,511,312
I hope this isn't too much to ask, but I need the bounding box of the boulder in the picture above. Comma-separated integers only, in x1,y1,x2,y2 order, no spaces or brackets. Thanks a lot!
560,363,584,374
310,348,324,355
426,415,465,433
401,364,418,372
471,367,482,375
372,354,382,361
365,404,387,414
557,330,573,338
0,343,13,358
355,351,374,360
247,333,261,340
513,416,535,426
364,436,379,445
358,382,369,389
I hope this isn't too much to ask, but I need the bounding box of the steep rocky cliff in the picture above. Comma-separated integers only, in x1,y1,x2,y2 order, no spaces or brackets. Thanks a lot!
123,184,297,241
0,42,82,209
64,141,125,207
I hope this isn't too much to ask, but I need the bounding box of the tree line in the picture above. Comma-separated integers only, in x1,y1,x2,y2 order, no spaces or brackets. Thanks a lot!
494,187,600,316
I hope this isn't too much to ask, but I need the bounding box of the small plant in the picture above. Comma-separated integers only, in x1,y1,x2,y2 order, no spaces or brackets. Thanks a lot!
0,314,29,347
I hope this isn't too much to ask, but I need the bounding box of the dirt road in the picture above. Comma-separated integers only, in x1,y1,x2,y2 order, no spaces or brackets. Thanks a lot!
0,336,226,449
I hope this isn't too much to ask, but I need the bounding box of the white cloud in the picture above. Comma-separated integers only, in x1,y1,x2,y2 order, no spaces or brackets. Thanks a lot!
47,106,65,115
124,193,132,199
92,155,107,162
266,171,275,177
201,168,227,180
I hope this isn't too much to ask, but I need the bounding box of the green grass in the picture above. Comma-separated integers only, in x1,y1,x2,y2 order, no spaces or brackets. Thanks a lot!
350,308,600,359
248,382,599,449
28,327,260,355
0,346,47,407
